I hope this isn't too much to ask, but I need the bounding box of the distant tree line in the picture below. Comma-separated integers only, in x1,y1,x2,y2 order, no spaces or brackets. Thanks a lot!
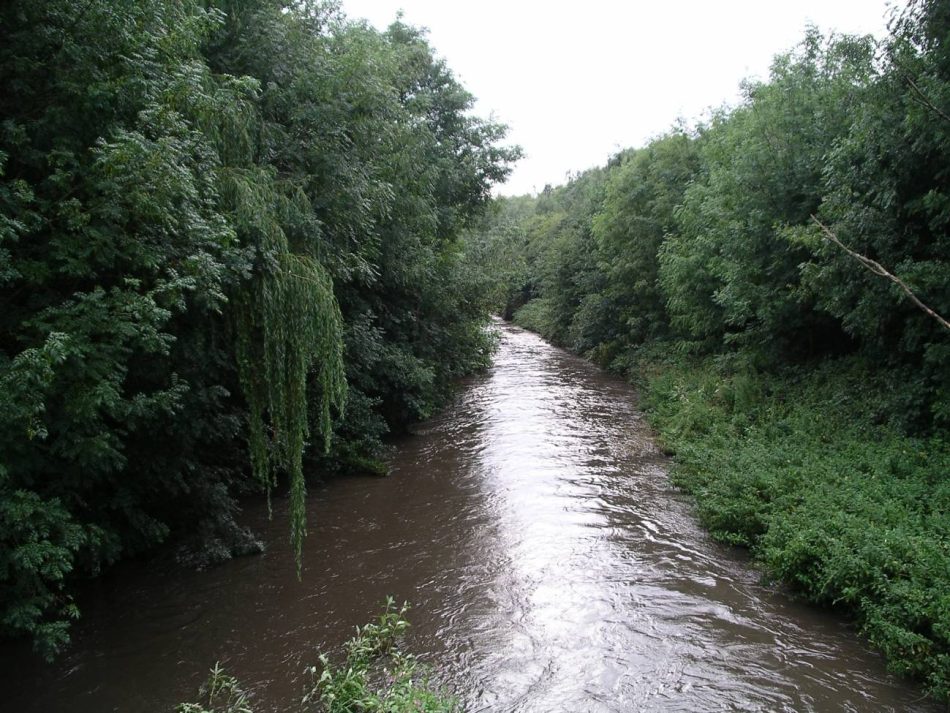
0,0,518,658
481,1,948,423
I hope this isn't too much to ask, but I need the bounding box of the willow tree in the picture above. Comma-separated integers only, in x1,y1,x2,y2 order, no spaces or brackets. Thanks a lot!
198,2,350,565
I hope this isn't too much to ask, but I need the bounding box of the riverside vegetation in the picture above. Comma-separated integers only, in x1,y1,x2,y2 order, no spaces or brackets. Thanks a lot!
0,0,517,659
4,0,950,708
178,599,456,713
472,0,950,702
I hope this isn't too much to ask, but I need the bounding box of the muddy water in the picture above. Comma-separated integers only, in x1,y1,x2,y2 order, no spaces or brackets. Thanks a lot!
5,323,937,712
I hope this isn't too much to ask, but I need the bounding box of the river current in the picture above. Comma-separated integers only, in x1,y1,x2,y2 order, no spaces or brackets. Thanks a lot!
5,322,936,711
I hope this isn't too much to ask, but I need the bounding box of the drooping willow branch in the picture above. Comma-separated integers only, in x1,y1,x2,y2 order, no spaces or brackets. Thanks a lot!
224,167,347,572
810,215,950,331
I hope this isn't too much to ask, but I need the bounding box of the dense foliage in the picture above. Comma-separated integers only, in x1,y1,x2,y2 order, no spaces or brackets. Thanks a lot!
475,0,950,699
0,0,517,657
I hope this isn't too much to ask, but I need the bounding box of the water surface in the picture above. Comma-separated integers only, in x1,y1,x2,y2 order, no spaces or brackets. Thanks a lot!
5,322,935,712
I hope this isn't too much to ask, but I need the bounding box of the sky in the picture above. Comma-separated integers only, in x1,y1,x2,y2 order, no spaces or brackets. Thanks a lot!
339,0,897,196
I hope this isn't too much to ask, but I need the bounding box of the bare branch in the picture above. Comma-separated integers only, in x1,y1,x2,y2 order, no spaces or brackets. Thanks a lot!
888,51,950,126
903,72,950,125
810,215,950,331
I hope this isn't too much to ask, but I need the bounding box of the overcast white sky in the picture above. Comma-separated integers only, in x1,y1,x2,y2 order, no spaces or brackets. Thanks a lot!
340,1,897,195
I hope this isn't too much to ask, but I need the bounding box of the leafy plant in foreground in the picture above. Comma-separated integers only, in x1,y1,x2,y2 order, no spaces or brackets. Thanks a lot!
179,599,455,713
178,663,253,713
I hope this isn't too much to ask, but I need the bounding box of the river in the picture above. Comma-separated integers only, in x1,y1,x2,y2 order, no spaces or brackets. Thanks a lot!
5,322,936,712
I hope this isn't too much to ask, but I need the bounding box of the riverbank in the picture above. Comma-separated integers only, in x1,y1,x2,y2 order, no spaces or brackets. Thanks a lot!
641,352,950,701
515,307,950,702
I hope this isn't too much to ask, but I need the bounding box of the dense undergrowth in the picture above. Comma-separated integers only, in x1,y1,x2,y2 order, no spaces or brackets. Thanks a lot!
635,351,950,696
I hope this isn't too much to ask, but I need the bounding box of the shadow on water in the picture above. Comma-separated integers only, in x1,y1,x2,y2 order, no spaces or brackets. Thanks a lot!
2,322,940,712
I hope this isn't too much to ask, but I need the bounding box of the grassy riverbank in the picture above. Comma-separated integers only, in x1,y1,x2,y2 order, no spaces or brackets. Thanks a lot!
635,349,950,700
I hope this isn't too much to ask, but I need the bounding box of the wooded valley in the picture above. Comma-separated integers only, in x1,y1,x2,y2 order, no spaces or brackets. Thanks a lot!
2,0,949,708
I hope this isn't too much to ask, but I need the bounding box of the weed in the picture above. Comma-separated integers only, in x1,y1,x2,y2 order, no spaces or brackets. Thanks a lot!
179,599,455,713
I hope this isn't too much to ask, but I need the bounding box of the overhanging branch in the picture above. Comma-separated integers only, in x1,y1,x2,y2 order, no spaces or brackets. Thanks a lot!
810,215,950,331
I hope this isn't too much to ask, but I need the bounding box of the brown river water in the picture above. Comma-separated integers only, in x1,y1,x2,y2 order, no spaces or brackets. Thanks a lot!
4,322,938,712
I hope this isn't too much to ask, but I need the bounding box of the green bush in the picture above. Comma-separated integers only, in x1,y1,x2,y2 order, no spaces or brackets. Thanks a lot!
512,298,555,338
0,0,516,654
